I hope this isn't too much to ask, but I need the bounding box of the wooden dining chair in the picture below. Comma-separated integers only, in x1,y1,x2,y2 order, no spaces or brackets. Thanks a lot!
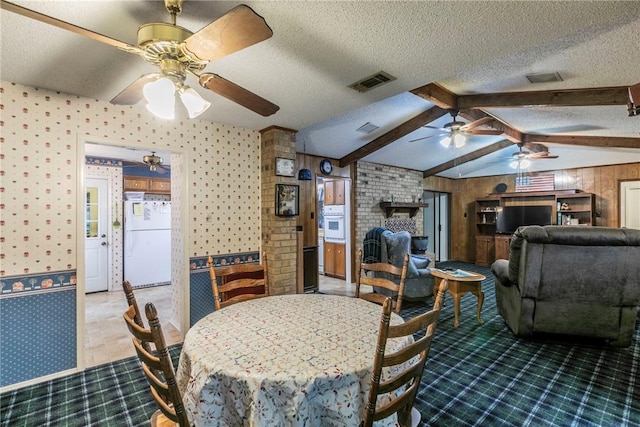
123,301,190,427
362,279,448,427
355,248,409,313
207,252,269,310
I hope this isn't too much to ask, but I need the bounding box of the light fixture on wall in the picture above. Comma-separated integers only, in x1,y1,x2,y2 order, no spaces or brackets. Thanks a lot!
143,76,211,120
142,152,163,171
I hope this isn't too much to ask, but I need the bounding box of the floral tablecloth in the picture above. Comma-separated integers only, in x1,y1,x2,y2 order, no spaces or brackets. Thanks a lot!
176,294,409,426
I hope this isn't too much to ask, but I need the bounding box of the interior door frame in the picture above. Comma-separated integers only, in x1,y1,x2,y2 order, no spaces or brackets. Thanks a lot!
75,135,189,371
620,179,640,229
422,190,451,262
84,176,110,293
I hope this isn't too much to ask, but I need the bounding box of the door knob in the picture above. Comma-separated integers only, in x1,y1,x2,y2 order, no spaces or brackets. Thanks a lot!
101,241,107,246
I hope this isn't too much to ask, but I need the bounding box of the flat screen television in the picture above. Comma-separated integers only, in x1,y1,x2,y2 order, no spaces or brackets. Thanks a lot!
496,205,552,234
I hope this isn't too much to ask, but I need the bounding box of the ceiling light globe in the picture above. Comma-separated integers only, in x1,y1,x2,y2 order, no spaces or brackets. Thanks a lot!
520,159,532,169
440,136,452,148
180,86,211,118
453,133,466,148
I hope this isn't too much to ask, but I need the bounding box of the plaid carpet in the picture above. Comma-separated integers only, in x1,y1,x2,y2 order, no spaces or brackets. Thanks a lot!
1,262,638,426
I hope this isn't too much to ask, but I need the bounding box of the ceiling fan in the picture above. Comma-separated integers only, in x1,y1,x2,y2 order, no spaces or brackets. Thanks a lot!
122,152,170,174
509,143,558,169
409,109,503,147
0,0,280,118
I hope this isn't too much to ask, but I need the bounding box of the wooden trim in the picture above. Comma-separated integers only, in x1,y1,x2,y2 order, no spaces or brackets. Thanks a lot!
422,140,514,178
456,86,630,109
339,106,448,167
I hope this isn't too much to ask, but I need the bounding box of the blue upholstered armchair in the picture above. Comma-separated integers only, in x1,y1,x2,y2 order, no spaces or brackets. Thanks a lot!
376,230,434,300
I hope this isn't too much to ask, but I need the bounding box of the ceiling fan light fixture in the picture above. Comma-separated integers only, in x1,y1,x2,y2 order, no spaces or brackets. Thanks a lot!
509,160,519,169
144,77,176,119
453,133,466,148
143,152,163,171
180,86,211,118
520,158,532,169
440,136,452,148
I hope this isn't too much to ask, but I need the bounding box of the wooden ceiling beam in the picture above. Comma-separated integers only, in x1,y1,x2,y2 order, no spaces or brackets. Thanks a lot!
339,106,448,167
422,140,514,178
522,134,640,148
458,109,523,143
410,83,457,109
456,86,630,109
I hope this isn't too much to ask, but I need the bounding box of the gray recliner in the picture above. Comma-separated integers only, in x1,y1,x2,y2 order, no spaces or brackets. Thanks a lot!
377,230,434,300
491,225,640,347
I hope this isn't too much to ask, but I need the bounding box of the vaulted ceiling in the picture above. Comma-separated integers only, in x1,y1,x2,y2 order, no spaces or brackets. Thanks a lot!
2,1,639,178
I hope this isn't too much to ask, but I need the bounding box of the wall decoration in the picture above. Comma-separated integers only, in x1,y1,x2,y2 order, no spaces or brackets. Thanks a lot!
275,184,299,217
275,157,295,177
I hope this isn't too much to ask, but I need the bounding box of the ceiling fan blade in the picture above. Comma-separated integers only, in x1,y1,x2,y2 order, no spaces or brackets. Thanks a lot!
199,73,279,117
185,4,273,62
0,0,133,50
409,133,446,143
466,129,503,136
110,74,159,105
461,116,495,131
422,125,447,131
529,153,559,159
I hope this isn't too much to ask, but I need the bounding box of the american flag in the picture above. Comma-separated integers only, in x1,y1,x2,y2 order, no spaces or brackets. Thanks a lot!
515,173,555,192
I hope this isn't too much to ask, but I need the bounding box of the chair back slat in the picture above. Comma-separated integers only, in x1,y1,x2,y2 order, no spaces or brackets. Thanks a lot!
356,249,409,313
363,279,448,427
122,301,190,427
208,253,269,310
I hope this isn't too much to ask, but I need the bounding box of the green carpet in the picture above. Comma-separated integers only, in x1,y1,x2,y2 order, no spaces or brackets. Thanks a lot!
1,262,638,426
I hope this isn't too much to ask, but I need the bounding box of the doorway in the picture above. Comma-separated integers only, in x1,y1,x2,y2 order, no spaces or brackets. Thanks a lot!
620,180,640,229
78,140,186,369
422,190,450,262
84,177,109,293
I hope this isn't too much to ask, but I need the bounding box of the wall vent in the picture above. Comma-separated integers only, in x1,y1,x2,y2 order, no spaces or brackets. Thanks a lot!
349,71,396,93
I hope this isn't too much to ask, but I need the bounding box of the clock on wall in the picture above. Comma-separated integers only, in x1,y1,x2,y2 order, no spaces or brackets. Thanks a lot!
320,159,333,175
275,157,295,177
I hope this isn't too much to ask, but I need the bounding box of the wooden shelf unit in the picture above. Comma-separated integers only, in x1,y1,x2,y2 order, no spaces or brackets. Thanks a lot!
379,202,429,218
474,190,595,265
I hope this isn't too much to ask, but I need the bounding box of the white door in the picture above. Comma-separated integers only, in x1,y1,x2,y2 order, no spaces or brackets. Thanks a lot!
621,180,640,229
85,178,109,293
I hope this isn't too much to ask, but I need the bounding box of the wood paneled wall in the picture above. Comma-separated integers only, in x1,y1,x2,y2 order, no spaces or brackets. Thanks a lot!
424,163,640,263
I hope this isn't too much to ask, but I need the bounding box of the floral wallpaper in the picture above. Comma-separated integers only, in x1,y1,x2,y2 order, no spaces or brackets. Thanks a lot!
0,81,262,278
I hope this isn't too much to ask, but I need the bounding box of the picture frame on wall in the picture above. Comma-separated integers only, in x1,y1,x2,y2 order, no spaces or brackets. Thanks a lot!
275,184,299,217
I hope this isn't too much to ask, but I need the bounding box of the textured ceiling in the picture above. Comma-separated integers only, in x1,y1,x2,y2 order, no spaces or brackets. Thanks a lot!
2,1,639,178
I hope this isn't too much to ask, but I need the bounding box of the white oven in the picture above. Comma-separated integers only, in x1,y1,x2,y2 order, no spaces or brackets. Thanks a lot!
323,204,345,242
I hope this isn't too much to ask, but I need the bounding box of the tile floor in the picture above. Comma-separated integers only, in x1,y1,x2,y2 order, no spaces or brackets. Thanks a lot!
84,275,367,368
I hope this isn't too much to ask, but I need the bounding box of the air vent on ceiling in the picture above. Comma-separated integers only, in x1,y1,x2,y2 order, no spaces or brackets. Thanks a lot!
349,71,396,93
356,122,379,134
526,72,563,83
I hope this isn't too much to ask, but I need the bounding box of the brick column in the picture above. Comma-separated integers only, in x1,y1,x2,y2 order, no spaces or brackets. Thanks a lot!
260,126,298,295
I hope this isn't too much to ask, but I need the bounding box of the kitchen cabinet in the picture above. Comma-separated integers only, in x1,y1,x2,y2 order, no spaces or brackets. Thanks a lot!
325,180,345,205
123,175,171,194
324,241,345,279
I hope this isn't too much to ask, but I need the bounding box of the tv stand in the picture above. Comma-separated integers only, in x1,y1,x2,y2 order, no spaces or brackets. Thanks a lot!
475,190,595,266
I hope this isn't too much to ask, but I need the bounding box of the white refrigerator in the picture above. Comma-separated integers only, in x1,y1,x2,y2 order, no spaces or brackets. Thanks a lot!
124,201,172,287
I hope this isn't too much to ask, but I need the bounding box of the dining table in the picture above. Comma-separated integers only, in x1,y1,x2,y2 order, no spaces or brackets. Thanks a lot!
176,293,411,426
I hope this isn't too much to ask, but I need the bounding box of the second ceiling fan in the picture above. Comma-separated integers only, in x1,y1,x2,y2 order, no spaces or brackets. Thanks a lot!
410,109,503,147
1,0,280,119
